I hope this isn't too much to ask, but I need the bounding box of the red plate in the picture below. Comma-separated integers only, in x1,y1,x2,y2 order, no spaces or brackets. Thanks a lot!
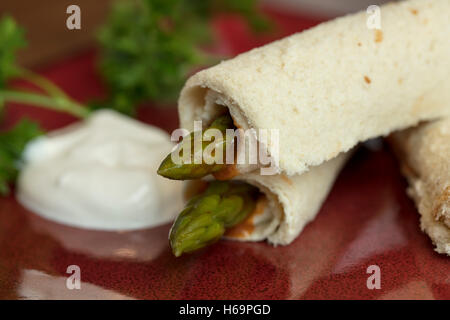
0,10,448,300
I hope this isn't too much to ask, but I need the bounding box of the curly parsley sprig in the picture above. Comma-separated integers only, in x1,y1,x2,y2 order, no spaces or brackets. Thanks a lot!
0,16,90,118
94,0,270,115
0,16,90,195
0,119,43,195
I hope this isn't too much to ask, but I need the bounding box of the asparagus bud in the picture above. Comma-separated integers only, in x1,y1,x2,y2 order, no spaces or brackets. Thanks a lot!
169,181,258,256
157,114,233,180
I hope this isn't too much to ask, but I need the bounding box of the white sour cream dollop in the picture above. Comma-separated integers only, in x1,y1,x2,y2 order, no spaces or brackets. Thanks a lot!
17,110,183,230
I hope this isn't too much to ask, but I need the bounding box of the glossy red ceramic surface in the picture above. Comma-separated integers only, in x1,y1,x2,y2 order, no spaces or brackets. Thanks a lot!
0,9,448,300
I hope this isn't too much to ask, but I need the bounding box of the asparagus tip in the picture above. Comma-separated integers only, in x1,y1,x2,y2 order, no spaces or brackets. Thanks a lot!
172,247,182,257
157,155,177,179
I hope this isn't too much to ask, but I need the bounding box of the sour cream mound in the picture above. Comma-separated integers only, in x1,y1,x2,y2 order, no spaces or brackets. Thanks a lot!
17,110,183,230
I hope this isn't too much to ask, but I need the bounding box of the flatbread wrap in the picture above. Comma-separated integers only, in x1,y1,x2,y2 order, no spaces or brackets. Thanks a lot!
390,118,450,255
162,108,352,255
159,0,450,256
225,153,350,245
178,0,450,176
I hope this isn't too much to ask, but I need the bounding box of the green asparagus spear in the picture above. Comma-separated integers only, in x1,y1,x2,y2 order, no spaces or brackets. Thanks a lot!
157,114,234,180
169,181,258,257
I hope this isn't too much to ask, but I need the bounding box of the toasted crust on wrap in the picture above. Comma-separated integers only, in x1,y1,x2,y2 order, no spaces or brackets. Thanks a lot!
390,118,450,255
179,0,450,176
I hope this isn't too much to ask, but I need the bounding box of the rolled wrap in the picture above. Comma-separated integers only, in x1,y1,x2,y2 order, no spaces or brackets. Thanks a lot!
225,153,350,245
179,0,450,176
390,118,450,255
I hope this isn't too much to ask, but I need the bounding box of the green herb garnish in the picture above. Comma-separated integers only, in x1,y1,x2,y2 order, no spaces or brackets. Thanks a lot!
0,15,89,195
0,15,90,118
0,119,43,195
95,0,270,115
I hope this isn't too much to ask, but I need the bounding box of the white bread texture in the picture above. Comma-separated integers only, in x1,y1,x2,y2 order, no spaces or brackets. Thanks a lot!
178,0,450,176
391,118,450,255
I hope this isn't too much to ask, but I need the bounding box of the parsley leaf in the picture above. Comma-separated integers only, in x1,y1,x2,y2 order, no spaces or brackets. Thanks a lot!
0,16,88,195
0,15,26,89
0,119,43,195
95,0,270,115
